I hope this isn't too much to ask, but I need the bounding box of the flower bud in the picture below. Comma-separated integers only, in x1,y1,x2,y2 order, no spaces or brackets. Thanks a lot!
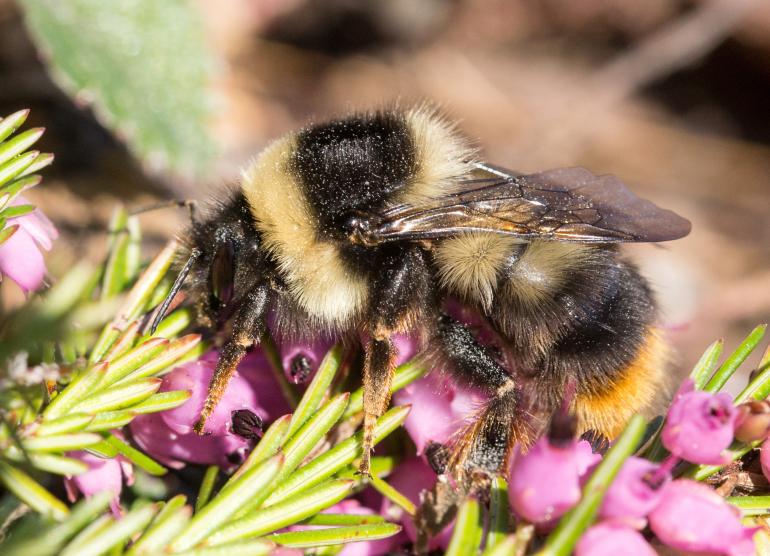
734,400,770,443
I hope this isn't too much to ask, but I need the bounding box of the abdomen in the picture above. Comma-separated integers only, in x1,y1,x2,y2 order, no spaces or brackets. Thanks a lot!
434,234,666,437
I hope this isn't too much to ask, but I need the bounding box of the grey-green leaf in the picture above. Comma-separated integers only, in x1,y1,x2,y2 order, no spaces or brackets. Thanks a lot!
20,0,217,179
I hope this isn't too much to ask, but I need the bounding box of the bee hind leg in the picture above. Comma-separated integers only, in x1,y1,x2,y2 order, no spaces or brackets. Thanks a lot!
414,315,530,550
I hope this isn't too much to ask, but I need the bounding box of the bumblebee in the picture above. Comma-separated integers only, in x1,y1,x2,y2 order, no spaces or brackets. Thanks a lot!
155,106,690,477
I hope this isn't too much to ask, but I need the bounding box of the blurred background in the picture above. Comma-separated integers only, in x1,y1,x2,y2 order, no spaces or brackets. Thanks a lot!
1,0,769,388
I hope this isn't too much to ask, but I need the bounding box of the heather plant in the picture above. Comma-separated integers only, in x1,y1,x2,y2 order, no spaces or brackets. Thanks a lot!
1,110,770,555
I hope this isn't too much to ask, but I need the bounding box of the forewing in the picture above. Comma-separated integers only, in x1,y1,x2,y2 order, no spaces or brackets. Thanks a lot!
364,166,691,244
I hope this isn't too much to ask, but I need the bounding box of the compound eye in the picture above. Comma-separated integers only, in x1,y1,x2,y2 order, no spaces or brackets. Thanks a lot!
210,240,235,309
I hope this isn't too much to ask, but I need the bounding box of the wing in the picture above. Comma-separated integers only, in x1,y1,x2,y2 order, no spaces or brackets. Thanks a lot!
357,165,691,245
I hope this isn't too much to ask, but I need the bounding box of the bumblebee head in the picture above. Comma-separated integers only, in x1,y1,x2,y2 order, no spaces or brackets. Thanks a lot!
151,193,265,333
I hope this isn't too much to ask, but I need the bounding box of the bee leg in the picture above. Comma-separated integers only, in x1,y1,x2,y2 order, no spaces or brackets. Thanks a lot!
414,315,529,549
194,285,269,435
360,333,397,475
432,315,531,478
359,246,433,475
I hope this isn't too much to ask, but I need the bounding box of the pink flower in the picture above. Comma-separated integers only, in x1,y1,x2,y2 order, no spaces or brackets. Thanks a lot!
575,522,656,556
382,457,452,551
508,438,599,526
661,379,737,465
64,451,133,515
279,337,334,384
130,349,289,469
0,197,57,294
393,371,486,455
649,479,759,556
599,456,669,527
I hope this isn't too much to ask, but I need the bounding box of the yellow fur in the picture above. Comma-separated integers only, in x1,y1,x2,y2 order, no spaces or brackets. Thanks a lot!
241,136,369,328
434,233,523,311
575,329,667,438
503,241,595,308
400,106,476,203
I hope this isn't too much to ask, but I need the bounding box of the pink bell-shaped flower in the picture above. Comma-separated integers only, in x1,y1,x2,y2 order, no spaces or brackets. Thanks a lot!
507,437,599,526
0,197,58,294
661,379,737,465
649,479,758,556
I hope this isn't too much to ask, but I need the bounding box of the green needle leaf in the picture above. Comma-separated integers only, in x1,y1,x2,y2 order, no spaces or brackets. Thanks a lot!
209,479,354,545
269,523,402,548
0,203,35,219
227,414,290,487
704,324,767,392
34,414,94,436
103,433,166,476
171,540,275,556
286,344,343,438
727,495,770,516
99,338,169,386
369,473,415,516
0,150,38,188
0,175,41,210
2,492,112,556
196,466,220,512
0,461,69,520
486,476,510,550
19,152,54,177
146,306,195,340
0,109,30,142
0,223,18,245
538,414,647,556
482,535,518,556
117,333,202,383
129,390,192,414
58,514,113,555
170,454,283,552
60,503,158,556
235,393,350,518
43,362,109,420
84,410,135,431
0,127,44,166
23,432,101,452
735,343,770,403
446,498,482,556
90,240,179,363
301,513,385,526
690,339,724,389
74,378,161,413
126,495,191,556
2,448,91,475
265,405,410,505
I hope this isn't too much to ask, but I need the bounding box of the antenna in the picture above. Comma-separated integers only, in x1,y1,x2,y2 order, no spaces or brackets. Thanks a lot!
149,247,200,334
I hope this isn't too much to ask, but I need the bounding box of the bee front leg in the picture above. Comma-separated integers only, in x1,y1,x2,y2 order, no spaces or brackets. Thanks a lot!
194,285,270,434
360,333,397,475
